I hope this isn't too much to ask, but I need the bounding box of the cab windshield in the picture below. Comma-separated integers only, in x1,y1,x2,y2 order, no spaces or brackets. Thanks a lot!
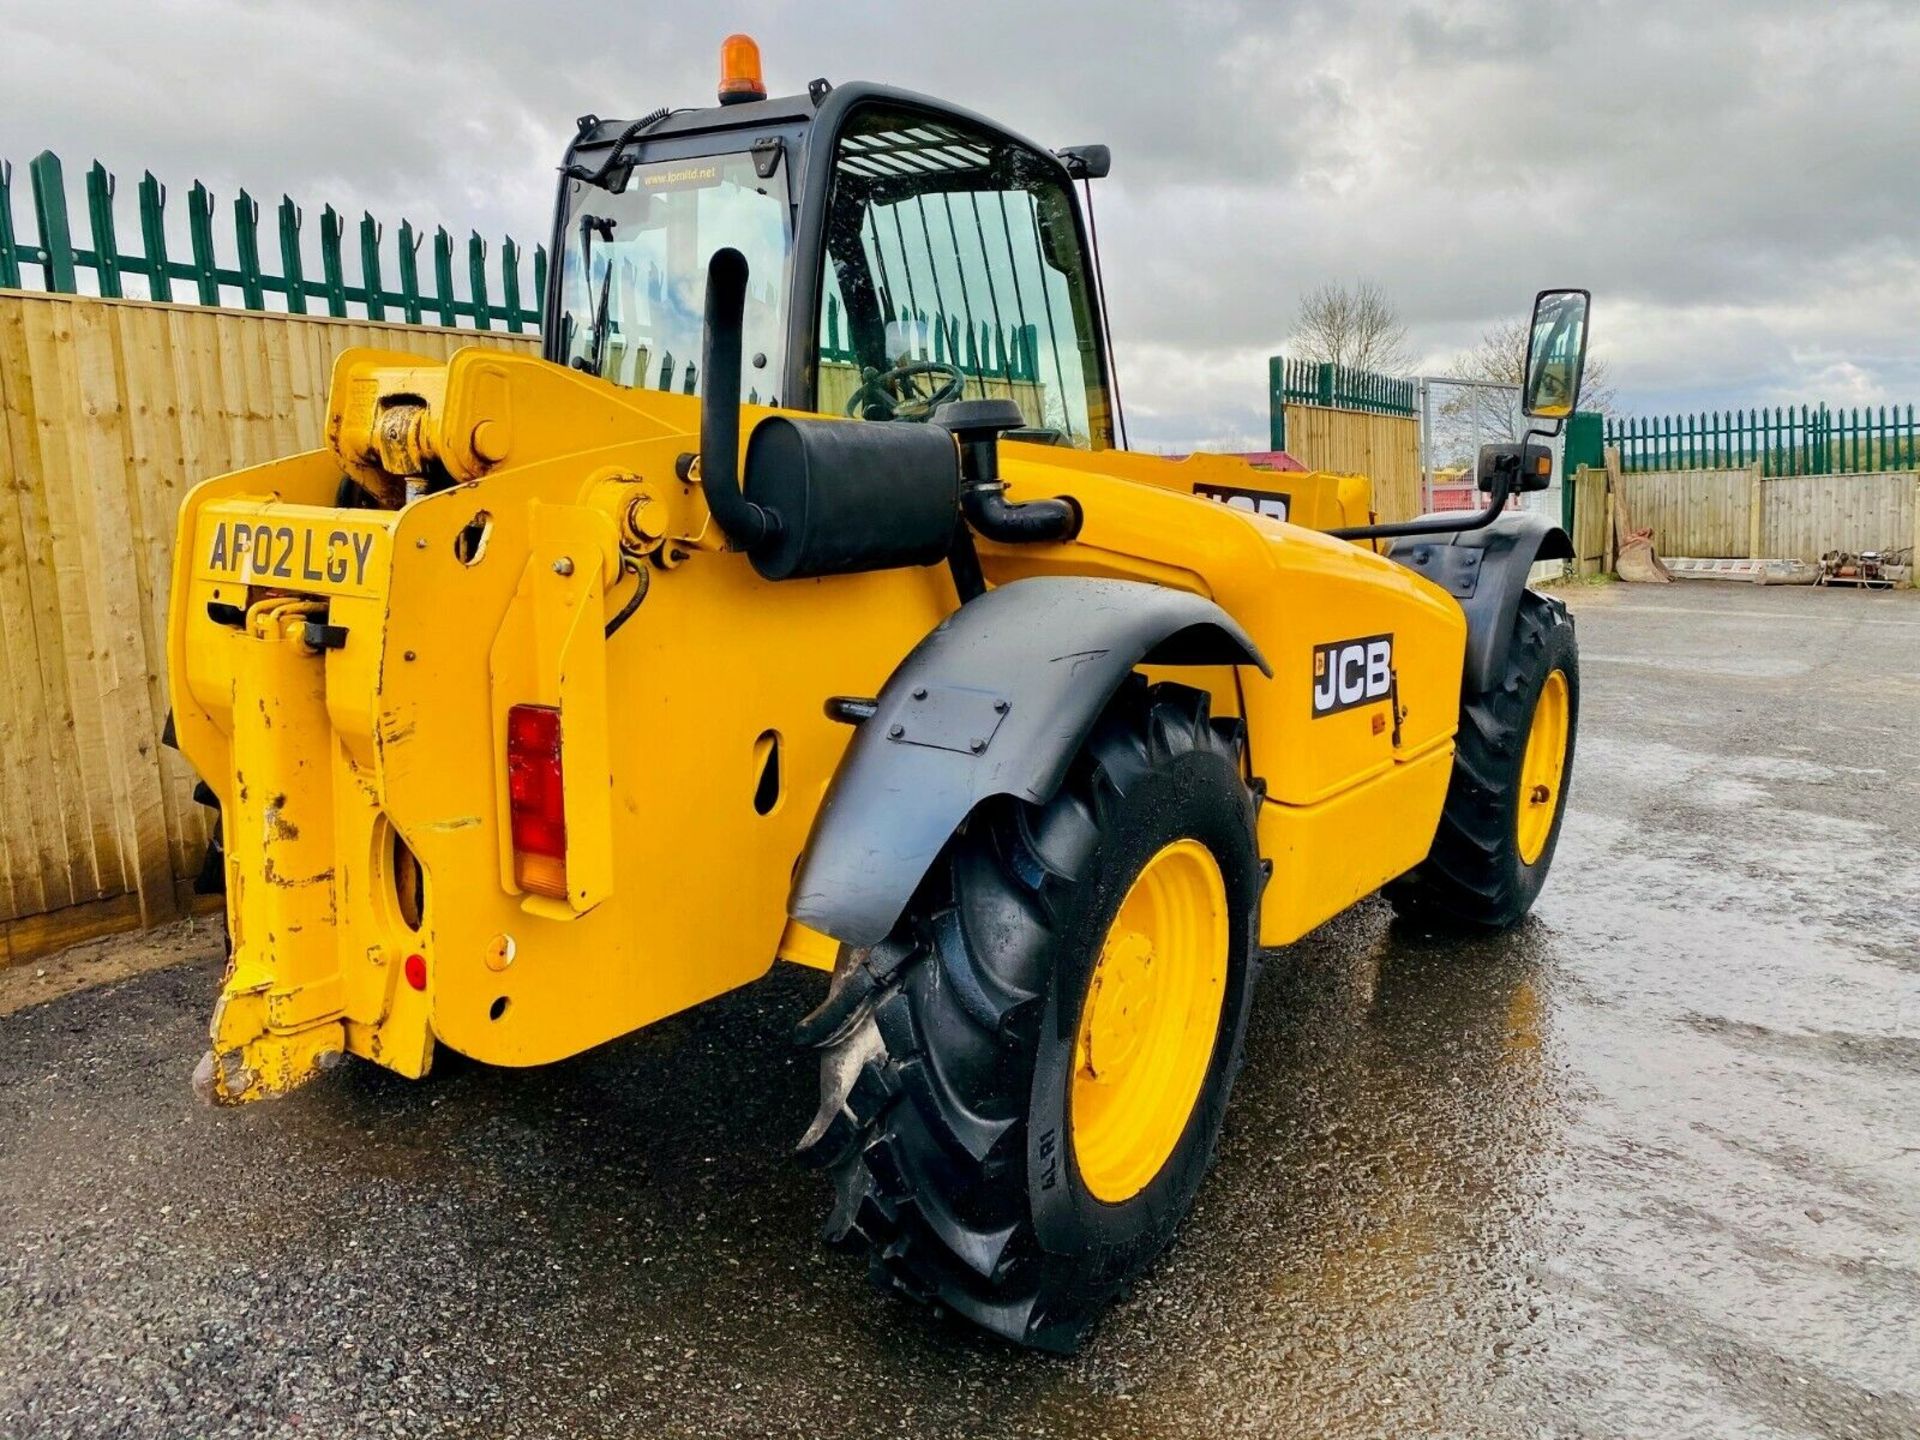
556,151,791,403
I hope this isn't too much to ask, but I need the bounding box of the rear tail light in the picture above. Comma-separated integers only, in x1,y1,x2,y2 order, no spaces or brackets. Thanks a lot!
506,703,567,899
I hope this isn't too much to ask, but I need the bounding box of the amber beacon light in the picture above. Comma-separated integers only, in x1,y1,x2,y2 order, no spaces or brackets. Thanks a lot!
718,33,767,105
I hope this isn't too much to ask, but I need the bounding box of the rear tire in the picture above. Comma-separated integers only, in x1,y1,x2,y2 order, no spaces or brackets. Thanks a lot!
1387,590,1578,928
797,677,1262,1352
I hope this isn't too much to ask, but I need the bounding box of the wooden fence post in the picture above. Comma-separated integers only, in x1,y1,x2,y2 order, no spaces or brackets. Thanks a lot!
1603,445,1624,574
1746,463,1764,559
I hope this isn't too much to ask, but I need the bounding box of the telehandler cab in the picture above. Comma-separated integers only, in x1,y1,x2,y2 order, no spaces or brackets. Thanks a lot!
166,35,1588,1351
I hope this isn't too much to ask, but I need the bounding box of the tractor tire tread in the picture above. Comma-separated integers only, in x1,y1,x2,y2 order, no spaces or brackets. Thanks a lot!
1386,590,1577,929
799,677,1252,1352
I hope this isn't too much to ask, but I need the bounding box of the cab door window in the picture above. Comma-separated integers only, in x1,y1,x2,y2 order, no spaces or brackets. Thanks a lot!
816,108,1113,448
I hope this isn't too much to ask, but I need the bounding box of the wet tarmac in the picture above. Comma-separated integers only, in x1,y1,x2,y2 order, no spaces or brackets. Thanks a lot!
2,581,1917,1438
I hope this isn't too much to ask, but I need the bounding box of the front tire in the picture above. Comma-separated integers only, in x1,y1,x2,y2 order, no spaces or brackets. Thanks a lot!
797,678,1262,1352
1388,589,1578,927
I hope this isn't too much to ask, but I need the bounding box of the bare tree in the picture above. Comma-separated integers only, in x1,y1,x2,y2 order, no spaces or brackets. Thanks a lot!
1434,315,1615,467
1288,280,1412,375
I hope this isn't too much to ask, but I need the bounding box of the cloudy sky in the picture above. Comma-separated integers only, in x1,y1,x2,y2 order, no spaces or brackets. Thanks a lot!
5,0,1916,451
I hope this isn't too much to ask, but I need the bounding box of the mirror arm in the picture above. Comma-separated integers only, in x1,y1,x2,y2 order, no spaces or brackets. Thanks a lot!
1328,473,1511,543
1329,414,1561,544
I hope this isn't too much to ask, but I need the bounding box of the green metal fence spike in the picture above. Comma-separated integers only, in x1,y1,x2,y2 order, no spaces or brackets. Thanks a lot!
1267,356,1285,450
431,226,455,326
359,212,385,320
84,161,122,298
396,219,423,324
532,245,547,325
277,197,307,314
467,230,491,331
319,204,348,316
186,179,220,305
137,172,171,302
0,160,19,289
233,190,265,310
28,151,77,293
500,234,522,333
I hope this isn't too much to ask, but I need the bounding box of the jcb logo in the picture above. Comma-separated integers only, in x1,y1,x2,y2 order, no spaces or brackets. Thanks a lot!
1312,634,1394,717
1193,480,1290,524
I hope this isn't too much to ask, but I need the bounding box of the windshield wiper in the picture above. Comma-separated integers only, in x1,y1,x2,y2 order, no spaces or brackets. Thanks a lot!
571,214,617,375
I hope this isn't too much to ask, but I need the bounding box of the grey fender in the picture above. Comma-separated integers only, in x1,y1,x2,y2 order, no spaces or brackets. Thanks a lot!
789,576,1269,947
1387,511,1574,694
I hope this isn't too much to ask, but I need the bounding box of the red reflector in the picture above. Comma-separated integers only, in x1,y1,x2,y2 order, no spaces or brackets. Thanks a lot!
506,703,568,898
404,953,427,991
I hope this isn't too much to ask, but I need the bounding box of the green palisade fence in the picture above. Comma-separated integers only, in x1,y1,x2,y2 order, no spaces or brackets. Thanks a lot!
820,295,1041,384
0,150,546,333
1606,404,1920,477
1267,355,1417,451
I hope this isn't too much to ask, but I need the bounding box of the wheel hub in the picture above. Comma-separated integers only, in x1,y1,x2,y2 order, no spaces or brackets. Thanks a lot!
1070,839,1230,1204
1516,669,1571,866
1078,928,1154,1081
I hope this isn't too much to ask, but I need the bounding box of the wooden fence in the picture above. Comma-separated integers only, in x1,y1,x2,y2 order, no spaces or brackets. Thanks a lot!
1569,466,1609,576
1623,466,1759,558
1569,461,1919,570
1263,355,1421,521
1278,403,1422,521
1753,470,1917,563
0,290,537,962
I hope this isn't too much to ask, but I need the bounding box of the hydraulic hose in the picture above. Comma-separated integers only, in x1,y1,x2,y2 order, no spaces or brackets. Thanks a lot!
940,403,1081,545
961,481,1079,544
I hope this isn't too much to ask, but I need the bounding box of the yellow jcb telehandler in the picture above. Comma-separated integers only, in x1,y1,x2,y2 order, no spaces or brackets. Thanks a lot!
165,36,1587,1350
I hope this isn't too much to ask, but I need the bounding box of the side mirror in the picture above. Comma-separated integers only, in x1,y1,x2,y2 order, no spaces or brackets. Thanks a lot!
1476,441,1554,495
1522,288,1590,421
1055,144,1112,180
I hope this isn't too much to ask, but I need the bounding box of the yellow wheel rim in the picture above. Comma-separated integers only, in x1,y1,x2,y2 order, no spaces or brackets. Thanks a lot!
1071,839,1229,1204
1516,670,1570,866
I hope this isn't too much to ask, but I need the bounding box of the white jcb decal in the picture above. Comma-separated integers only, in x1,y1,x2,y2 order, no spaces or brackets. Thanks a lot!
1312,634,1393,717
1193,481,1290,524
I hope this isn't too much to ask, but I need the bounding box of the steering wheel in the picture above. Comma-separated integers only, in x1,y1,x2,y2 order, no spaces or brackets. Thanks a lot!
844,359,966,422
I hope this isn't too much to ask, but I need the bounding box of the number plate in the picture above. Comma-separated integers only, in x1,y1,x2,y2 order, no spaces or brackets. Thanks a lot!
194,505,392,599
